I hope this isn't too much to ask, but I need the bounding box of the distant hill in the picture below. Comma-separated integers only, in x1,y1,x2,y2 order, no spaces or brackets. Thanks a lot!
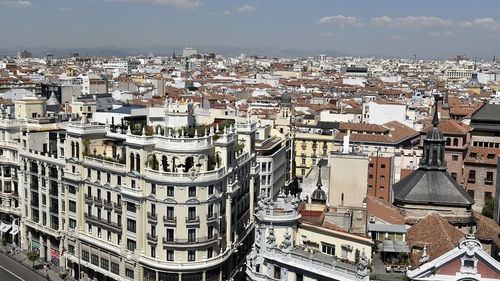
1,45,350,58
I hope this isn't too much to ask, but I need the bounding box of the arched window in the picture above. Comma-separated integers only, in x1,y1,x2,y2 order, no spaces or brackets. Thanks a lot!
184,156,194,172
446,138,451,146
162,156,169,172
71,142,75,158
453,138,459,147
130,153,135,171
75,143,80,159
135,153,141,172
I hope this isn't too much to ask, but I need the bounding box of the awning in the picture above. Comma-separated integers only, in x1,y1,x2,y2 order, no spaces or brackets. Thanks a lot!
9,225,19,235
0,222,11,233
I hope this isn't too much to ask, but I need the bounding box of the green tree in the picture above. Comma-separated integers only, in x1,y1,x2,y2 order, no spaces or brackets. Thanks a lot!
482,196,495,218
27,250,39,268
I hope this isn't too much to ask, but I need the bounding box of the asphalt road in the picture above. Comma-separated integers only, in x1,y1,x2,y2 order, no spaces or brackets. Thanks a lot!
0,253,46,281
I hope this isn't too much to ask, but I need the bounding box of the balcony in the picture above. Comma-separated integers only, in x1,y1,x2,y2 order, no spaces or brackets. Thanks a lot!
163,216,177,226
113,202,122,213
84,212,122,234
94,197,103,208
185,216,200,225
206,213,218,223
162,236,217,246
144,166,225,184
147,212,158,222
84,194,93,205
103,199,113,210
147,233,158,243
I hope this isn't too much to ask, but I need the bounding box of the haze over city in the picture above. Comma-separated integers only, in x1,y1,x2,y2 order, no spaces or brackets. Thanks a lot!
1,0,500,58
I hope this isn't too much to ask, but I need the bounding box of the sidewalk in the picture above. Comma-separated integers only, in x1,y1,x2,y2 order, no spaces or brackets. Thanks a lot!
0,243,72,281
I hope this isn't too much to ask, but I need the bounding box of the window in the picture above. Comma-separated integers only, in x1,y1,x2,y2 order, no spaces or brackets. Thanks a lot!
485,172,494,184
452,155,459,161
127,219,136,233
322,244,335,256
167,186,174,196
87,168,91,177
127,202,136,212
82,250,89,262
127,239,136,251
91,254,99,266
166,250,174,261
468,170,476,183
188,250,195,261
111,262,119,274
208,185,214,195
369,163,374,168
150,246,156,258
208,225,214,239
207,247,213,258
126,268,134,279
166,229,174,241
485,192,492,202
151,183,156,195
380,164,386,169
166,206,174,220
68,245,75,255
467,189,475,199
60,215,71,228
69,200,76,212
107,173,111,183
451,172,457,180
453,138,459,146
188,229,196,242
188,207,196,220
487,154,495,159
368,174,373,179
117,176,121,186
274,266,281,279
380,175,385,180
188,186,196,197
100,258,109,270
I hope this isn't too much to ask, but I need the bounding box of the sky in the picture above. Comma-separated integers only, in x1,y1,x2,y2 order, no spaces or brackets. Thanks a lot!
1,0,500,58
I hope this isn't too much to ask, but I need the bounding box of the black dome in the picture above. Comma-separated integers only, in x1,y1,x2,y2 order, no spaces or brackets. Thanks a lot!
280,92,292,105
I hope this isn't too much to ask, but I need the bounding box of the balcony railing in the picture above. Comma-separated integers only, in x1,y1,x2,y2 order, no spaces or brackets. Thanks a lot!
163,216,177,225
162,236,217,245
84,212,122,234
103,199,113,210
147,233,158,242
206,213,218,222
84,194,93,204
147,212,158,222
94,197,103,207
113,202,122,213
186,216,200,224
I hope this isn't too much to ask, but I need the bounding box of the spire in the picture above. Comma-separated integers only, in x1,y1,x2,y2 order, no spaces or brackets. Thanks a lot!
316,164,323,188
432,94,440,127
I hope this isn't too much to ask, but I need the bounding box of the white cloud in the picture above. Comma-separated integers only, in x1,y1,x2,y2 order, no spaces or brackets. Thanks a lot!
0,0,32,7
370,16,393,26
235,4,254,13
318,15,364,27
370,16,451,28
102,0,202,9
217,4,255,16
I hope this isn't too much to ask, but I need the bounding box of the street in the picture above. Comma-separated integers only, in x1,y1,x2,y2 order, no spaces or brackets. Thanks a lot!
0,253,46,281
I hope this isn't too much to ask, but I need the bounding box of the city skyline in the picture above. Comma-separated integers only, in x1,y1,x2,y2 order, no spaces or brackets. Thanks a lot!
1,0,500,58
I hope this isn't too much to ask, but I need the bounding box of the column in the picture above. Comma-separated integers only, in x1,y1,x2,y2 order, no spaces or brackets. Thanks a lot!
225,196,232,248
39,235,45,260
202,271,206,281
47,238,51,263
249,176,255,223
